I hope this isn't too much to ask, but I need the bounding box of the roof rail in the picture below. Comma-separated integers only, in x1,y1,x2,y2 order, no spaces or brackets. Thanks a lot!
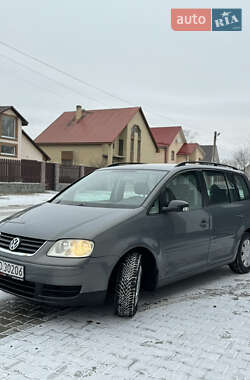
107,162,144,167
176,161,239,171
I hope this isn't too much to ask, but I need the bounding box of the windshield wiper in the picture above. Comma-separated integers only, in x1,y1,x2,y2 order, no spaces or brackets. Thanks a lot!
53,200,87,206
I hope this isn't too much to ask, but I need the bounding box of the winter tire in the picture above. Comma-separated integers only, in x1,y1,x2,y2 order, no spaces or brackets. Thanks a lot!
114,252,142,317
229,232,250,274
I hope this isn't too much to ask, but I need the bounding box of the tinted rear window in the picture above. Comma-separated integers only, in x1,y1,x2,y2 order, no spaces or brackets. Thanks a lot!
203,171,230,205
234,174,250,201
225,173,240,202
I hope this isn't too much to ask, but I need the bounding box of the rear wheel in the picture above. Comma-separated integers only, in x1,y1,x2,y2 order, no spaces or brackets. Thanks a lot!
229,232,250,274
114,252,142,317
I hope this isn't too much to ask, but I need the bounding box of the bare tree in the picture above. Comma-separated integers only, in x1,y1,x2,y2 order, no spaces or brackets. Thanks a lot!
233,147,250,171
183,129,197,142
222,147,250,171
221,158,236,167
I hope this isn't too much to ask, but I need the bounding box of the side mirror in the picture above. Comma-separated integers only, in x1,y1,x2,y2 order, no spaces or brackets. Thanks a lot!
161,200,190,213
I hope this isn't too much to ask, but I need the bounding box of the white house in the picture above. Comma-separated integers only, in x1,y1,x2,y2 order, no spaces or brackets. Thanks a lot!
0,106,49,161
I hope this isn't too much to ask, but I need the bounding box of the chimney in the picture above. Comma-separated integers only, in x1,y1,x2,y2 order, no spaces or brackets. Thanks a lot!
75,105,83,121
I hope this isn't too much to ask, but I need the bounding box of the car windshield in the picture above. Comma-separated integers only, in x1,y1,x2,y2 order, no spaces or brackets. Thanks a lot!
52,169,167,208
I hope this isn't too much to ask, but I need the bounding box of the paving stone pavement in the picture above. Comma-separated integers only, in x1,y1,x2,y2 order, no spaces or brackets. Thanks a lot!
0,195,250,379
0,267,249,380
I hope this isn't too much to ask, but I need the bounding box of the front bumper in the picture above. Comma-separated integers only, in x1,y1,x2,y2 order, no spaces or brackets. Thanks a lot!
0,274,106,306
0,249,117,306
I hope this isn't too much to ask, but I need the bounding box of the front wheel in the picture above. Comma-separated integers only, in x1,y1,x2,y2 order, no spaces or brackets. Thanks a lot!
114,252,142,317
229,232,250,274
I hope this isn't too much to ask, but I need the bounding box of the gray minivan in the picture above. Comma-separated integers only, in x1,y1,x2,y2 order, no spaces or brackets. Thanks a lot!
0,162,250,317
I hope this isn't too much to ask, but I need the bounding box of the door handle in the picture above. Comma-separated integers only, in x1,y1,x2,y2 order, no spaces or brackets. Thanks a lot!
200,220,208,228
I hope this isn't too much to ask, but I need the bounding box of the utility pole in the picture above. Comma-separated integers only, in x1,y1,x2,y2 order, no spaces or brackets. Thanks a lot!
212,131,220,162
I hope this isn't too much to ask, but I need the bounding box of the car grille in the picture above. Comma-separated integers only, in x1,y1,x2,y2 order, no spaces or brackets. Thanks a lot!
41,284,81,298
0,232,45,254
0,276,81,299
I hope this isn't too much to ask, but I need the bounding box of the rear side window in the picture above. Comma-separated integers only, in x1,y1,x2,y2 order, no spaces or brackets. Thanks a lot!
234,174,250,201
226,173,240,202
203,171,230,205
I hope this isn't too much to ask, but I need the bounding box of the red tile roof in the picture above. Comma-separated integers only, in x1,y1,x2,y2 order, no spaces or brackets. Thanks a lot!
177,143,199,155
35,107,157,146
151,127,182,146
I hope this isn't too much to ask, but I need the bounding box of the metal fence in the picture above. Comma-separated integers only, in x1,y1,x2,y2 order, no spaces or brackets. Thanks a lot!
21,160,41,183
0,159,21,182
84,166,98,177
59,165,97,183
45,162,55,190
59,164,81,183
0,158,98,188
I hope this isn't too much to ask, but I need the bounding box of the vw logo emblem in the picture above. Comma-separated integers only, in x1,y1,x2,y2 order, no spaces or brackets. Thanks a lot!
9,237,20,251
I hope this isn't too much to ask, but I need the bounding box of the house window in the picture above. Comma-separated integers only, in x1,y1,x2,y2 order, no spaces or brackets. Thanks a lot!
130,125,141,162
1,115,17,139
0,144,16,156
61,151,73,165
62,159,73,166
118,139,124,156
171,150,175,161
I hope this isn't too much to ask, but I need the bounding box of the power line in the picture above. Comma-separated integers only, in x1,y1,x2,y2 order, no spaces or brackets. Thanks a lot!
0,59,65,101
0,41,177,118
0,40,132,105
0,40,197,130
0,53,108,107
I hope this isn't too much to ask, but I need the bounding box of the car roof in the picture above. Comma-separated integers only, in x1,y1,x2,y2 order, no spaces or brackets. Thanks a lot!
101,163,175,171
100,162,245,174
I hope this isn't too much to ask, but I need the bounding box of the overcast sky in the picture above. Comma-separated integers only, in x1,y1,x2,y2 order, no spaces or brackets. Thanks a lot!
1,0,249,159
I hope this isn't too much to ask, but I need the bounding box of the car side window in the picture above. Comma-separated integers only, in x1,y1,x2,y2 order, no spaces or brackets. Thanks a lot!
149,198,160,215
163,171,202,210
203,171,230,205
234,174,250,201
225,173,240,202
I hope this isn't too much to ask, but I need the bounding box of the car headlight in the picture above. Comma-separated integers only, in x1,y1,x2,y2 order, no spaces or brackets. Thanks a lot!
47,239,94,258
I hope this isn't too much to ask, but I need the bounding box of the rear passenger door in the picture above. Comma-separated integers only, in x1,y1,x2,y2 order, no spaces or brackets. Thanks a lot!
202,170,246,264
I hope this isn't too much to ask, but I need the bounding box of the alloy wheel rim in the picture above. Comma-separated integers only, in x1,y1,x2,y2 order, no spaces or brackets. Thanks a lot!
241,239,250,267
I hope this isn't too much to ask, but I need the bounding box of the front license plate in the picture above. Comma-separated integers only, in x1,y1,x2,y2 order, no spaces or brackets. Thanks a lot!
0,260,24,280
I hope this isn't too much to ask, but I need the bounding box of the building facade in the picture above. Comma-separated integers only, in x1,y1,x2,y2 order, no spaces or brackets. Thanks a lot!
0,106,49,162
36,106,161,166
0,106,27,160
151,126,204,163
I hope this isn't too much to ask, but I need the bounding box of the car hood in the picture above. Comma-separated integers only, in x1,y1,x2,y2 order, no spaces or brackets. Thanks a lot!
0,202,139,241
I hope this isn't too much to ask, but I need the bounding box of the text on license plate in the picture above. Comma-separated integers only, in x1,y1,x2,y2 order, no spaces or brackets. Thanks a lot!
0,260,24,280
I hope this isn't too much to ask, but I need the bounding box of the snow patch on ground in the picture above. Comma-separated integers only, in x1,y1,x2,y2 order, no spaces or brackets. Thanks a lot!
0,192,57,222
0,191,57,208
